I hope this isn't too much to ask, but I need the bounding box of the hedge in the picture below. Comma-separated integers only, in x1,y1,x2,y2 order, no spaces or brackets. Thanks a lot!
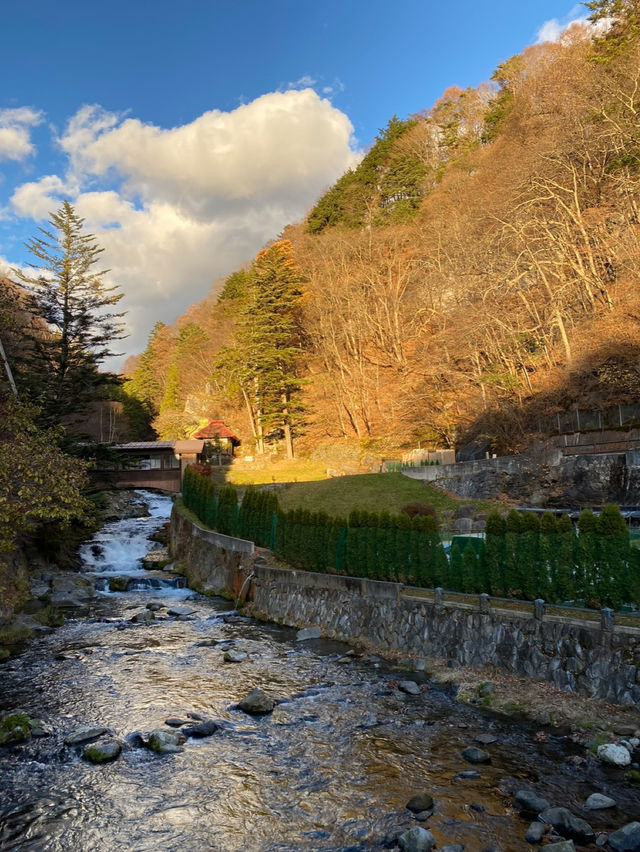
182,467,640,608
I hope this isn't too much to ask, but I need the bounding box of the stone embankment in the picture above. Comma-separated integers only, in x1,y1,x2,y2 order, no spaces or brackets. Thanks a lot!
402,449,640,506
170,505,640,706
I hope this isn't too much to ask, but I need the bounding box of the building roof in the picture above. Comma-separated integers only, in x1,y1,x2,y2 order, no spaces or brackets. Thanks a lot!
192,419,241,443
174,439,205,454
114,440,204,454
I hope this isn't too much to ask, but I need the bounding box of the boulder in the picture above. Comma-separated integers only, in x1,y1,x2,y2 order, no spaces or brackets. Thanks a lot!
237,688,276,715
539,807,595,843
609,822,640,852
453,517,473,533
525,822,545,844
461,746,491,764
515,790,550,814
295,626,323,641
224,649,247,663
0,712,34,746
130,610,154,624
398,827,436,852
167,607,196,618
597,743,631,767
584,793,616,810
182,720,219,738
83,739,122,763
147,729,185,754
64,726,108,746
475,732,498,745
406,793,434,813
399,681,421,696
108,576,130,592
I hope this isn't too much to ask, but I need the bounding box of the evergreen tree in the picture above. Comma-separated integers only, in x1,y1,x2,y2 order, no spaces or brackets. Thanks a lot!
449,542,463,591
597,504,630,608
555,514,576,602
14,201,125,421
483,511,506,595
577,510,598,604
232,240,305,457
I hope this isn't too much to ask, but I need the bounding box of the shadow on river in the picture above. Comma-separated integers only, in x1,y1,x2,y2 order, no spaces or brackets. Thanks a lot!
1,491,638,851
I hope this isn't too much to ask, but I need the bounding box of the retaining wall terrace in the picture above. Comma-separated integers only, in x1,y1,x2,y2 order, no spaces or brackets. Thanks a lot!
170,505,640,706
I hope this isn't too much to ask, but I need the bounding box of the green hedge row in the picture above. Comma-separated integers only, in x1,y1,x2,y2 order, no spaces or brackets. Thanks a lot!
181,468,640,608
478,506,640,609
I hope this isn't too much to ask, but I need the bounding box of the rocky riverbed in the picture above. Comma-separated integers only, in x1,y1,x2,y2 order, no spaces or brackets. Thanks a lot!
1,490,640,852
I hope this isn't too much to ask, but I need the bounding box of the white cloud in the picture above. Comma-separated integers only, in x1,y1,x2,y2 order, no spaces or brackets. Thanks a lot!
288,74,317,89
10,90,359,364
536,5,591,43
0,107,43,162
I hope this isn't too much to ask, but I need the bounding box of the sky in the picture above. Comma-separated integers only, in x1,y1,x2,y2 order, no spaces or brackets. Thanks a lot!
0,0,591,368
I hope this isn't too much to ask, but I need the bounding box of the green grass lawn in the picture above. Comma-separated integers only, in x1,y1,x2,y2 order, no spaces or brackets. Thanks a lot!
210,458,328,486
276,472,497,518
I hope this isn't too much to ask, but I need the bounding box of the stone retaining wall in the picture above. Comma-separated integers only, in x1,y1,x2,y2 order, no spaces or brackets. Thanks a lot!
170,505,640,706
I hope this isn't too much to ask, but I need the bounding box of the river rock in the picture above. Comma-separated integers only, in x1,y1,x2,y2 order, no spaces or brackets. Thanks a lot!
454,770,480,780
237,688,276,714
475,732,498,745
539,807,595,843
597,744,631,767
295,626,323,641
406,793,434,813
515,790,550,813
399,680,421,695
147,729,185,754
182,720,219,738
224,649,247,663
64,726,108,745
83,739,122,763
164,718,188,727
130,610,154,624
525,821,545,844
142,547,170,568
398,826,436,852
584,793,617,810
108,576,130,592
543,843,575,852
608,822,640,852
440,846,464,852
167,606,196,618
461,746,491,764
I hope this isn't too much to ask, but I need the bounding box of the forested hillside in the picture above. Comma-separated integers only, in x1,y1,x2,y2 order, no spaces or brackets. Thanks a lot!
126,2,640,456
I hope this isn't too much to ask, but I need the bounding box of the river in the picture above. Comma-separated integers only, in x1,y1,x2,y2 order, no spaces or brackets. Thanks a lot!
1,491,638,851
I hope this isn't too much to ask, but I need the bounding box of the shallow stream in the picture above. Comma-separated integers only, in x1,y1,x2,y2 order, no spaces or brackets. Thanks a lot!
1,491,639,851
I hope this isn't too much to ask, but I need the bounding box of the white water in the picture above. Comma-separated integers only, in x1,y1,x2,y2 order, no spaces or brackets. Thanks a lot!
79,490,191,598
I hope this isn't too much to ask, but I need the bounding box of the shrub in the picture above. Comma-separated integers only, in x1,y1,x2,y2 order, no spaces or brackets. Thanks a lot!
401,502,437,519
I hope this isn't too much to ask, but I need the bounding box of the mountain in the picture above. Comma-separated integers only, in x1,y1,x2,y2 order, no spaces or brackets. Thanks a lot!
125,9,640,458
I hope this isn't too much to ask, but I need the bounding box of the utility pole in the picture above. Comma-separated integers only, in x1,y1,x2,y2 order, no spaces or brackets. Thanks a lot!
0,334,18,397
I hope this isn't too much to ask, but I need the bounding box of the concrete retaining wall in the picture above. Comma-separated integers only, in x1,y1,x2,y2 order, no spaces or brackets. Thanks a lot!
170,505,640,706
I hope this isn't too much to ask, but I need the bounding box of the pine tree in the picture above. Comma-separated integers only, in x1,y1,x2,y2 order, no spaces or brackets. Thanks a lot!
14,201,125,421
232,240,305,458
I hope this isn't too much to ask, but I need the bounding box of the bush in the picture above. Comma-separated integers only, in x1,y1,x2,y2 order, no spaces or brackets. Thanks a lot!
401,502,437,519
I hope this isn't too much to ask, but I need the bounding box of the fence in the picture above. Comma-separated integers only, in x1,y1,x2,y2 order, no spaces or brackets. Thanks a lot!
181,467,640,611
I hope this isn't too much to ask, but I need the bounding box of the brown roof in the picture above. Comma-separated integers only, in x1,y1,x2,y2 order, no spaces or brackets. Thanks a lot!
192,420,240,443
173,439,205,454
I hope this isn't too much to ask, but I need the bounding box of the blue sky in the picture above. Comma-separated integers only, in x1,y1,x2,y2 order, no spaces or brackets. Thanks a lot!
1,0,589,364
